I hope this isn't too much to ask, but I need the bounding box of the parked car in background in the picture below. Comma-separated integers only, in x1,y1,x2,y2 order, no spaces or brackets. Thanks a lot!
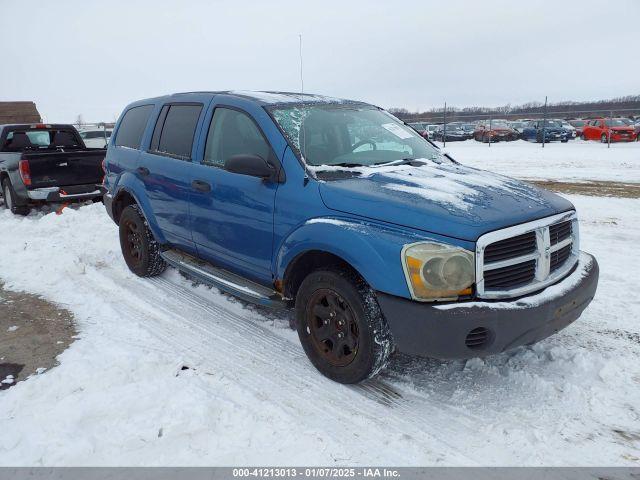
521,120,569,143
509,121,527,138
447,122,474,140
79,127,112,148
0,124,105,215
423,124,439,139
557,120,577,139
407,122,425,134
568,119,589,138
473,121,518,142
103,91,598,384
581,118,637,143
432,125,467,142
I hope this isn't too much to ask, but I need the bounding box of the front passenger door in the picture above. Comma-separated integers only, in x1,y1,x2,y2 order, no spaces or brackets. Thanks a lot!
189,107,280,284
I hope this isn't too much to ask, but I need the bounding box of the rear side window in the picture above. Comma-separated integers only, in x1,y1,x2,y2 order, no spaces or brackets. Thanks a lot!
152,104,202,159
115,105,153,149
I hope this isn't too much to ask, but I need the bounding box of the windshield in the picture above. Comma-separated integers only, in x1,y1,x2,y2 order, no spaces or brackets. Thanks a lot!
605,119,628,127
270,104,446,167
543,121,562,128
569,120,586,127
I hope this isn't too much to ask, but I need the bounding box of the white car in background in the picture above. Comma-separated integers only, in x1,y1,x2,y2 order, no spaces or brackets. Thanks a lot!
557,120,577,139
78,128,112,148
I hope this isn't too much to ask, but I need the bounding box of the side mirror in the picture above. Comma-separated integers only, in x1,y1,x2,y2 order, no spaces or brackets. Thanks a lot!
225,154,275,180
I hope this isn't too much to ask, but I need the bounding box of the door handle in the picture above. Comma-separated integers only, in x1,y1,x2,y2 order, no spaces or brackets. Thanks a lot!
192,179,212,193
137,166,150,176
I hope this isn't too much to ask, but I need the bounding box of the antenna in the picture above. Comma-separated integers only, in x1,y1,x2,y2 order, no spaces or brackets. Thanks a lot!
298,34,304,93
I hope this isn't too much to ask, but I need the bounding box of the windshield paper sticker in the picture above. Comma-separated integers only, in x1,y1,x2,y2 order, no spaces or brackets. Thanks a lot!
382,123,413,139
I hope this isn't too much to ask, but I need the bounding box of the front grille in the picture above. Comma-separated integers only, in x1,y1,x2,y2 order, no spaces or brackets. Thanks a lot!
550,244,572,272
549,221,572,245
484,260,536,289
477,213,579,299
484,231,536,263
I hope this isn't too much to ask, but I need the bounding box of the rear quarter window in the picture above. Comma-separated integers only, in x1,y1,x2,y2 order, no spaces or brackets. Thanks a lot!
115,105,153,149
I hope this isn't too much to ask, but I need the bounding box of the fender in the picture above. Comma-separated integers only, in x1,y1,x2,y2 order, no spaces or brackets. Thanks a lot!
110,171,168,245
275,217,427,299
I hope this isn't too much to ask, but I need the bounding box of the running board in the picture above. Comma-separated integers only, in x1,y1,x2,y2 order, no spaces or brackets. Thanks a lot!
160,249,287,309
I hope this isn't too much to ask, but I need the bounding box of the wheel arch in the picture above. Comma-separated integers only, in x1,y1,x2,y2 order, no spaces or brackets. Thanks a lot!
276,218,414,300
111,181,167,245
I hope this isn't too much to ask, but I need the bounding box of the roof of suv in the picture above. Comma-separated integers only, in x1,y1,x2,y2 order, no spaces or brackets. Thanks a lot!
162,90,369,107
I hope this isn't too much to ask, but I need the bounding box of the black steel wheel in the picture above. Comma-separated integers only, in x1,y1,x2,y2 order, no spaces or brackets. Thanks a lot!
295,269,394,383
119,205,166,277
306,288,360,367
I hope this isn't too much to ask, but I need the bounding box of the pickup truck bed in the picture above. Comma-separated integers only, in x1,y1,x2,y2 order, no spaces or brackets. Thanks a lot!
0,124,106,214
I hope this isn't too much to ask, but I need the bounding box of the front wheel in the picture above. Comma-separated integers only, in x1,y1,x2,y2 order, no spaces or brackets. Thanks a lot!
295,269,394,384
119,205,166,277
2,179,29,216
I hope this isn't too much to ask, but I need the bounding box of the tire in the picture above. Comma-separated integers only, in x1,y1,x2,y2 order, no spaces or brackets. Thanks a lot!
119,204,166,277
2,179,30,216
295,269,394,384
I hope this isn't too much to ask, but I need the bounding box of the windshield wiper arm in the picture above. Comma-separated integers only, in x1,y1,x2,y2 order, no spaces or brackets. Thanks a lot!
372,158,428,167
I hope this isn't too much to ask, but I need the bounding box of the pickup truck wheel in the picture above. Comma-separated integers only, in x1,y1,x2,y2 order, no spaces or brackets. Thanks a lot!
295,270,394,384
2,179,29,216
119,205,166,277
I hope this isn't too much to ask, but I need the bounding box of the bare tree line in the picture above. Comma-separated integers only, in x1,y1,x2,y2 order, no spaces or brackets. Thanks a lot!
391,94,640,122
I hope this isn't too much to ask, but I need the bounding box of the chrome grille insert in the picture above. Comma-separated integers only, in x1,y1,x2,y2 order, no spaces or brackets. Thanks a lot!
476,211,579,299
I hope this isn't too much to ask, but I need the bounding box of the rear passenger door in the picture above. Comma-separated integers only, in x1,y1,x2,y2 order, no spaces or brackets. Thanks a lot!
137,102,204,253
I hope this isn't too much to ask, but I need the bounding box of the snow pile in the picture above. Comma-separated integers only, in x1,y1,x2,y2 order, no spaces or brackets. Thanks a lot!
0,197,639,465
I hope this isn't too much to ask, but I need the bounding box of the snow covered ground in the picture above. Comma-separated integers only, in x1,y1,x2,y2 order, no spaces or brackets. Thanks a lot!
438,139,640,183
0,192,639,465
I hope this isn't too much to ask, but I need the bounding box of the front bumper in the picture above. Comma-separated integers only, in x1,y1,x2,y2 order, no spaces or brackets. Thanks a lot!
377,252,598,359
27,185,104,202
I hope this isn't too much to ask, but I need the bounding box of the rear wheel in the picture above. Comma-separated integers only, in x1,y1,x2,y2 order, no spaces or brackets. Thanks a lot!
295,269,394,384
119,205,166,277
2,179,29,216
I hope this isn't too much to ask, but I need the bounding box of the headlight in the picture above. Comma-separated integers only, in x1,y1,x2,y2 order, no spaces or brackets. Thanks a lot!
401,242,475,301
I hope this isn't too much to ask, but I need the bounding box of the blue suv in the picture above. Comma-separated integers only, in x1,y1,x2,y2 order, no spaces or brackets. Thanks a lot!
103,91,599,383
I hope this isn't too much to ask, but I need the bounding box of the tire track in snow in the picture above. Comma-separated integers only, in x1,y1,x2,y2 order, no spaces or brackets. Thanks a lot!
85,267,483,464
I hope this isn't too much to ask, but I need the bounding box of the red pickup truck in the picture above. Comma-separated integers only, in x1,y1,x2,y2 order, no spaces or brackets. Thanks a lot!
581,118,637,143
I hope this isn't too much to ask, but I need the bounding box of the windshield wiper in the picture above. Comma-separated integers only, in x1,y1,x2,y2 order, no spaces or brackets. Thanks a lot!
327,162,367,168
372,158,429,167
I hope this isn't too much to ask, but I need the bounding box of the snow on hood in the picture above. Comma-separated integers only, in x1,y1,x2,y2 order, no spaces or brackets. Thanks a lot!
317,162,574,241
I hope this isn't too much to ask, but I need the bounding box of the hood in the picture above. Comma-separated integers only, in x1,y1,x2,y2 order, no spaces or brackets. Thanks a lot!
611,126,634,132
318,162,573,242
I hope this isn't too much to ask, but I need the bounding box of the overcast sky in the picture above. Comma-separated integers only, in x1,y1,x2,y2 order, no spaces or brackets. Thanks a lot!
1,0,638,123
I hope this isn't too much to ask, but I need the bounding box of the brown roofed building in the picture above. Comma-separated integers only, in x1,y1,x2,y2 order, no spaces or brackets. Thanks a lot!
0,101,42,124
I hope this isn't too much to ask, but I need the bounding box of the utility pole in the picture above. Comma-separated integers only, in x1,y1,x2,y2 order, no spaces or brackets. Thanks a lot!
542,96,548,148
443,101,447,148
